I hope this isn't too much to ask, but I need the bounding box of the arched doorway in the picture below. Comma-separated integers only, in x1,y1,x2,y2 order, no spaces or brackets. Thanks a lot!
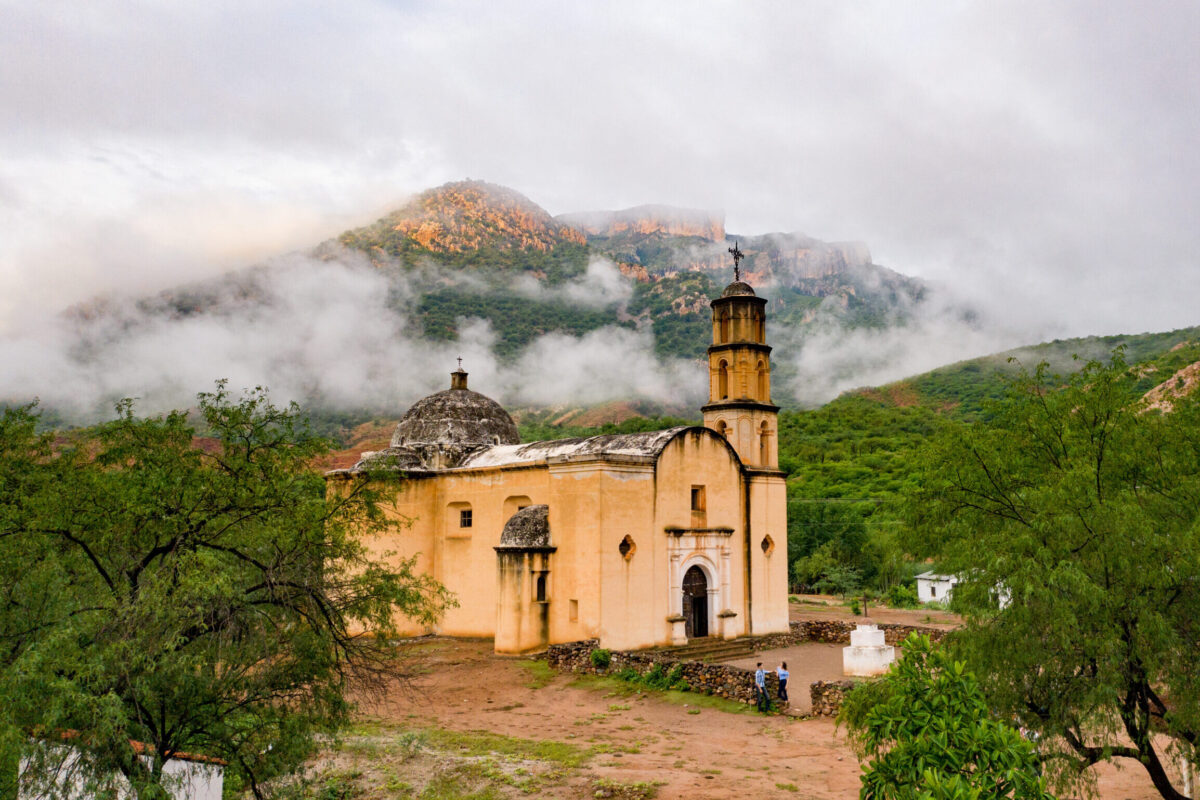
682,566,709,639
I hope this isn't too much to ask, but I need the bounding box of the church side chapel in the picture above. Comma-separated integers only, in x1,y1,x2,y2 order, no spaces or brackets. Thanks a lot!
328,246,789,653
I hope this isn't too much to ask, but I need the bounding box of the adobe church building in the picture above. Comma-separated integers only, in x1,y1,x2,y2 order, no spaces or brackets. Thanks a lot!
329,258,789,653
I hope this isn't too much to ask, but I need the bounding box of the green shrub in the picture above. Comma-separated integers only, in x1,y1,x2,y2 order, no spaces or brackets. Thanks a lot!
885,583,920,609
590,647,612,670
850,599,862,615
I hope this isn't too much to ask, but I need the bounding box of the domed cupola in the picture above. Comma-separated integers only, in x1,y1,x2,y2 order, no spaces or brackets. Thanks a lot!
391,365,520,449
354,364,518,471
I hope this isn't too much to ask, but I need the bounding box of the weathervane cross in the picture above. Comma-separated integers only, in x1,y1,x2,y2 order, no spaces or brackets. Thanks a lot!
728,241,745,282
457,356,463,370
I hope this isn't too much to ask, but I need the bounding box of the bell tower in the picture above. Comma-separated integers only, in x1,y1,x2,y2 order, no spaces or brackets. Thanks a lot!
702,242,779,468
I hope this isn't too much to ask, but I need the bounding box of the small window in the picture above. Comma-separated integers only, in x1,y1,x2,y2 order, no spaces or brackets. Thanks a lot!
569,599,578,621
931,586,937,598
459,509,472,528
535,572,547,602
761,535,775,555
691,486,706,512
618,535,636,560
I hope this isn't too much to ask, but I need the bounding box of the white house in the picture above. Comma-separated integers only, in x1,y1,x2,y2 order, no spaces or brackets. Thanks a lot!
19,742,224,800
915,571,958,604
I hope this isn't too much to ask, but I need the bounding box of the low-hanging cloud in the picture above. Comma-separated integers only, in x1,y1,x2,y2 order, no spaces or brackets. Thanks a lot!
0,249,704,422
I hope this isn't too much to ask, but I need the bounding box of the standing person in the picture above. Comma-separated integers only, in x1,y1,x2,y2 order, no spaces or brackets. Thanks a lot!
776,662,789,703
754,662,768,712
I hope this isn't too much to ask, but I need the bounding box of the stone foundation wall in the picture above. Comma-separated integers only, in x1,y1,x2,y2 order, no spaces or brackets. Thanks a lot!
547,640,781,706
810,680,856,717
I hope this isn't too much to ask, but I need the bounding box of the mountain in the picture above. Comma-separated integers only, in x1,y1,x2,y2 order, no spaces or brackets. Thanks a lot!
331,180,931,359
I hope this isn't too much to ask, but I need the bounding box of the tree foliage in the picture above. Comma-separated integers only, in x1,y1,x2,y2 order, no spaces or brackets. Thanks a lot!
907,352,1200,799
0,387,451,798
840,634,1054,800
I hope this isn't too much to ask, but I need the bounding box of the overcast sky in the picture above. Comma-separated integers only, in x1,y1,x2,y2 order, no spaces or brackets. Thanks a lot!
2,1,1198,407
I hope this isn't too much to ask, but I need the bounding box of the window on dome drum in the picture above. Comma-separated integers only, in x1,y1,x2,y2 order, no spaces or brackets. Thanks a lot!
459,509,472,528
691,485,706,512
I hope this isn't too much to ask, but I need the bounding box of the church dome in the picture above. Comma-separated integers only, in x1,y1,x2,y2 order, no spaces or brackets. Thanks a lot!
721,281,756,298
391,369,520,448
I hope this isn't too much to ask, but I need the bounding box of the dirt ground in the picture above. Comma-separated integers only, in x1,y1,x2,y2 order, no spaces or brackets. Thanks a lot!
296,631,1172,800
787,594,962,630
364,637,864,799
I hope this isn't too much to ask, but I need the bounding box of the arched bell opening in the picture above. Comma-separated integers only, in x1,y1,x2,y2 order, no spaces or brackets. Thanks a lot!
758,421,771,466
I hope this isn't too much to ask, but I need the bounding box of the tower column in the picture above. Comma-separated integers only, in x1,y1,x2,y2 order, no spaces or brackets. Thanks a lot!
701,267,779,469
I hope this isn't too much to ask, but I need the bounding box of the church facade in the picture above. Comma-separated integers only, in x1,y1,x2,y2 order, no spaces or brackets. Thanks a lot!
329,271,789,653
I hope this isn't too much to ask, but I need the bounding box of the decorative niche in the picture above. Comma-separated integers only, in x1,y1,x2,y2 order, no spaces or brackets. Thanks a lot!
760,534,775,555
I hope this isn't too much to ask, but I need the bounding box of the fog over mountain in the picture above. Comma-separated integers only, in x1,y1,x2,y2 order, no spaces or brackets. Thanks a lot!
2,2,1198,417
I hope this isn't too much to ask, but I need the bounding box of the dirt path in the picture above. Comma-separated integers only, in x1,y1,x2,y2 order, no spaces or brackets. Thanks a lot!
331,637,1166,800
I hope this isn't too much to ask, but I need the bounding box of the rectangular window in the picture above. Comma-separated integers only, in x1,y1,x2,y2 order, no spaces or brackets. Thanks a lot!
691,485,706,512
569,599,578,622
459,509,472,528
535,572,547,602
930,586,937,598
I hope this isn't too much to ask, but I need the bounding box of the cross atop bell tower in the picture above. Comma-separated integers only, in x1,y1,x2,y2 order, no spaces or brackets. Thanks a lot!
701,244,779,470
728,241,744,282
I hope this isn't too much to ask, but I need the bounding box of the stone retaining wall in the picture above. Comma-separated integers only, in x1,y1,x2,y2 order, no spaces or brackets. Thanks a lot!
547,639,781,706
751,620,946,649
810,680,856,717
545,621,945,713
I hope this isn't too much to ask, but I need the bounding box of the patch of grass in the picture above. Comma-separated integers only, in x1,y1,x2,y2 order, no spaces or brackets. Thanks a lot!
776,782,799,792
422,727,591,768
514,658,556,689
591,777,666,799
568,675,755,715
686,708,701,715
608,703,632,712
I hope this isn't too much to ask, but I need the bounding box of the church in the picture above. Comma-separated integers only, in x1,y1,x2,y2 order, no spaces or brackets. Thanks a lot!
328,256,789,653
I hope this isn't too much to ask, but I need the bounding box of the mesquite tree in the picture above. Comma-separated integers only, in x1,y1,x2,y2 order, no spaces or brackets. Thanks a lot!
908,353,1200,799
0,386,451,798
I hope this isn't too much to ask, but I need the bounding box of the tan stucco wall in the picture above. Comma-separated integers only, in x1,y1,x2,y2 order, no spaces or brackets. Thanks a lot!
342,427,788,654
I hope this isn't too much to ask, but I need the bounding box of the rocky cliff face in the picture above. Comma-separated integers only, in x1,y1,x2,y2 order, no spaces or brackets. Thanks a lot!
340,180,585,256
557,205,725,243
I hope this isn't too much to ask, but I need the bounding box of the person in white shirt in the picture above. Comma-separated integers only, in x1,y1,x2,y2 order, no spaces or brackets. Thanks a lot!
775,662,789,703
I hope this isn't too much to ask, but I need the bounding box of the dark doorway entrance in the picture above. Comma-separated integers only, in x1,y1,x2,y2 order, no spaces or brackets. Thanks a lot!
682,566,709,639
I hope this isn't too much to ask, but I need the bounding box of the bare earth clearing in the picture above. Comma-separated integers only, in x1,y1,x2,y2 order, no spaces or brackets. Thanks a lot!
289,599,1162,799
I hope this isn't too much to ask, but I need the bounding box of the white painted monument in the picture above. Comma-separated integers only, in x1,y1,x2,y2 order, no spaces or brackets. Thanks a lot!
842,623,896,677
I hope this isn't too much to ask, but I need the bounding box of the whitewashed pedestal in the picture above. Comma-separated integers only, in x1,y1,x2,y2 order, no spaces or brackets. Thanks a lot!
842,623,896,677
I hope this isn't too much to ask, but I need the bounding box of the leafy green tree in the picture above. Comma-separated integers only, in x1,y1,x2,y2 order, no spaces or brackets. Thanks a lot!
907,353,1200,799
0,387,451,798
840,634,1054,800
